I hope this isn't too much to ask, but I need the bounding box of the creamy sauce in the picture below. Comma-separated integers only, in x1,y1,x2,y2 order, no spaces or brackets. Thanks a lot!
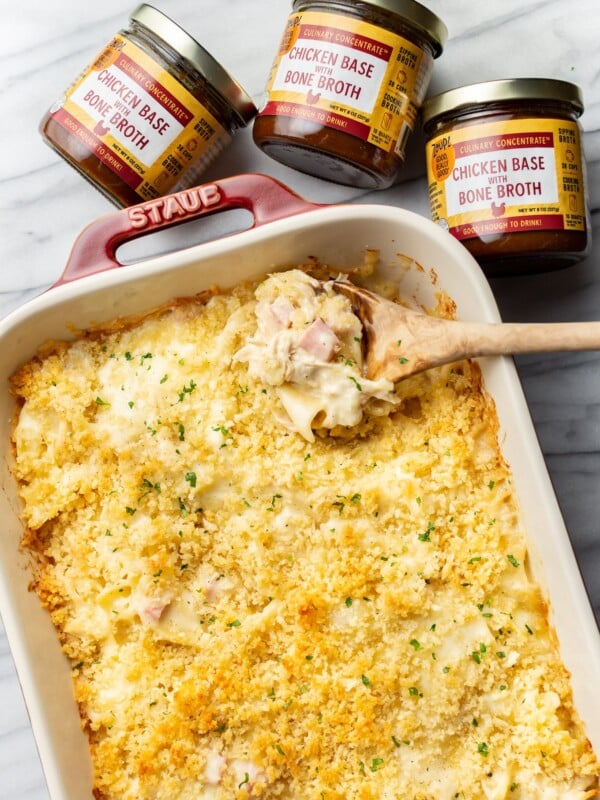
234,270,399,441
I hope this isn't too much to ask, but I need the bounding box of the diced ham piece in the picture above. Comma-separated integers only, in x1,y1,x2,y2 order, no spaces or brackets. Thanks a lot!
256,297,295,336
298,318,341,362
203,574,234,602
205,751,226,785
270,296,295,327
139,598,170,624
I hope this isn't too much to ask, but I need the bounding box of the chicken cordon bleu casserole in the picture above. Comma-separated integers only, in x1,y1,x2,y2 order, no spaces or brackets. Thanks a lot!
9,262,599,800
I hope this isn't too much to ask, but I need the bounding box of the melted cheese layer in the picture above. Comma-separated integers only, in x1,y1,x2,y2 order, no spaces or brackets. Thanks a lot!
10,270,599,800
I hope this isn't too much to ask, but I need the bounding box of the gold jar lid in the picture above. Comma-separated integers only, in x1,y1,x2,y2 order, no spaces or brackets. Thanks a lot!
422,78,584,125
130,4,257,124
292,0,448,56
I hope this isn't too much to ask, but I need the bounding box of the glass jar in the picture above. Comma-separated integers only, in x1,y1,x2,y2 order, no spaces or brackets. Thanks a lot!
40,4,257,207
422,78,590,276
253,0,447,189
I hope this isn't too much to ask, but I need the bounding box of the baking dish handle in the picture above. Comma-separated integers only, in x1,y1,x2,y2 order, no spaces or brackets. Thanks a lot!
54,173,321,286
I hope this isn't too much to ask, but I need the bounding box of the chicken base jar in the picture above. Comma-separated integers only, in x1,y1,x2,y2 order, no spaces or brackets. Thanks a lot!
253,0,447,189
422,79,590,276
40,4,257,207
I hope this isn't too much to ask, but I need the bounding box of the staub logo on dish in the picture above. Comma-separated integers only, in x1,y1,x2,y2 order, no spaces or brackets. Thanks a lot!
127,184,223,228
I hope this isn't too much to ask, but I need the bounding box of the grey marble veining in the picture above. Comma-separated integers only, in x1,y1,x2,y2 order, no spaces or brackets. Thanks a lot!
1,1,599,797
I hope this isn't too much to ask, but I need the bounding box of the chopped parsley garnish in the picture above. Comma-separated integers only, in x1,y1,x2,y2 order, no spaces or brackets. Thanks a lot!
267,493,282,511
238,773,250,789
418,521,435,541
177,497,189,516
185,471,197,488
177,379,197,402
138,479,161,500
471,643,487,664
332,500,345,515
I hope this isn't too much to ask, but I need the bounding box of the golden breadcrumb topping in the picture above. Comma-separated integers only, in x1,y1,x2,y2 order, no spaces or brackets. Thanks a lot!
10,268,599,800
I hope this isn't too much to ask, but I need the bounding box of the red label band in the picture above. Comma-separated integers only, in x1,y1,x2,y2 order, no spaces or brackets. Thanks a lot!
53,107,143,189
451,214,566,240
261,100,371,140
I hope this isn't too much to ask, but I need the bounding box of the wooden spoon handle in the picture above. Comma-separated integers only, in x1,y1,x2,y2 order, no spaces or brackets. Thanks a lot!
450,320,600,360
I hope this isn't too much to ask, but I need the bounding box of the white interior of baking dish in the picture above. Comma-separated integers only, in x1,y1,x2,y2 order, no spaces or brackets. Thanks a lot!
1,202,598,800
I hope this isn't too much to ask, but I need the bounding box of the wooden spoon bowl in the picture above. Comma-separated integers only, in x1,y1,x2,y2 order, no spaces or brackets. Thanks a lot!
332,280,600,383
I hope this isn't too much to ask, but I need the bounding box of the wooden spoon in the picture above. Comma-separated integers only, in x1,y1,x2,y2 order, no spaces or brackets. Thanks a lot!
332,280,600,383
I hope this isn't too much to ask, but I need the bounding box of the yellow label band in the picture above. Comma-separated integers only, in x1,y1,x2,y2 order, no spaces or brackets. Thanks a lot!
262,10,433,156
426,118,586,239
51,36,231,200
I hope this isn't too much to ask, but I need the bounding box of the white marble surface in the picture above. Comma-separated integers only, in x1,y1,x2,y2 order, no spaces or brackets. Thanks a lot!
1,0,599,796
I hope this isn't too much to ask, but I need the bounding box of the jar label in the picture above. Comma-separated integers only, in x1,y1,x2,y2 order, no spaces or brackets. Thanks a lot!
49,36,231,200
426,118,586,240
259,10,433,157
